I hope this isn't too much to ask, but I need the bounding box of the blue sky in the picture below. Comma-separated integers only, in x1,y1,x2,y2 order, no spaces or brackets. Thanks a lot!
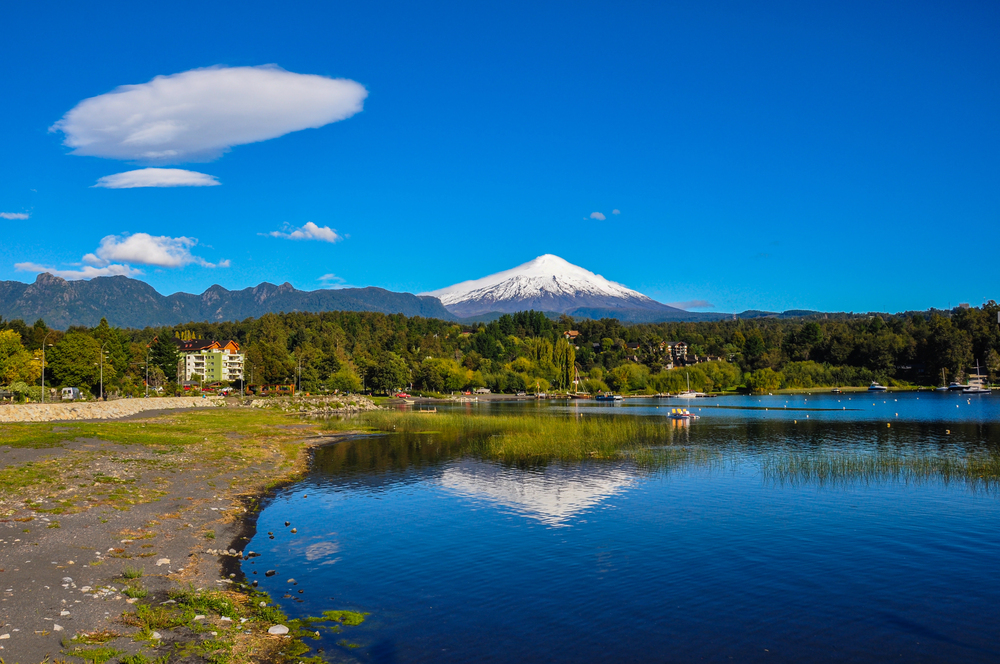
1,0,997,313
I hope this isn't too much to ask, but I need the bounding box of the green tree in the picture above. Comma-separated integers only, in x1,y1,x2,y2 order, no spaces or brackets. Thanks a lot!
149,336,180,382
0,330,38,385
368,352,410,394
47,332,102,390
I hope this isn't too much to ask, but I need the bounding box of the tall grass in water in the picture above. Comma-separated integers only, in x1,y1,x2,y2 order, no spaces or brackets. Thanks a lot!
761,449,1000,489
325,411,698,462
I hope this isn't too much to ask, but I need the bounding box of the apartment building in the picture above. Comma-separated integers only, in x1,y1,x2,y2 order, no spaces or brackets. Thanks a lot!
175,339,244,383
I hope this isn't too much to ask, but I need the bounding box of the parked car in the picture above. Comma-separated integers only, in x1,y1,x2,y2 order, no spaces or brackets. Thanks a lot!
61,387,82,401
395,392,410,398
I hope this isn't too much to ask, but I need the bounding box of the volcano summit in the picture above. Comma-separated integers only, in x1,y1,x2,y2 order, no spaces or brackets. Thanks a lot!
423,254,684,318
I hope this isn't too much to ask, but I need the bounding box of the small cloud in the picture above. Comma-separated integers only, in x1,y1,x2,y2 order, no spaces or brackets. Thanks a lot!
85,232,224,268
15,261,142,280
0,212,29,220
612,209,620,215
318,273,351,289
268,221,342,243
51,65,368,163
589,212,606,221
668,300,716,310
93,168,221,189
318,273,357,289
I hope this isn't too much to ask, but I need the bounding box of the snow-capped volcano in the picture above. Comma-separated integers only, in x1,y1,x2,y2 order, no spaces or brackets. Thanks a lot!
423,254,682,318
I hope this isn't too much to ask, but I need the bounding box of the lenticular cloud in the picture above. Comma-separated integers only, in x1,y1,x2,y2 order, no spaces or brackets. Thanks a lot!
50,65,368,162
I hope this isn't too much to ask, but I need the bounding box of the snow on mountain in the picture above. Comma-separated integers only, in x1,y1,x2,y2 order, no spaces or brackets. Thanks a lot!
422,254,681,318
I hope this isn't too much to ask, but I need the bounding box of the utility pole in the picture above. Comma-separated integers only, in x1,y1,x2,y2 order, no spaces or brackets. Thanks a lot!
145,348,150,398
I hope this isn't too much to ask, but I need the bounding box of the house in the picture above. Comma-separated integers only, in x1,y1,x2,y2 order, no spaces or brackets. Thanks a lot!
626,342,641,351
562,330,580,340
474,387,491,394
664,342,688,361
174,338,244,383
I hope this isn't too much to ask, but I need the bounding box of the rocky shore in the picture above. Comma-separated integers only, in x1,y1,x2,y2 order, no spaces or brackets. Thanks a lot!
0,403,364,662
0,396,224,423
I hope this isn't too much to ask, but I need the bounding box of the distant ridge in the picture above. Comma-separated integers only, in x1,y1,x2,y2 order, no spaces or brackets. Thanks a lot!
0,273,455,329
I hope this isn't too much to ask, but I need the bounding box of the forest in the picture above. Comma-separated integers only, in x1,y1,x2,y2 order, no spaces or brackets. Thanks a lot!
1,303,999,398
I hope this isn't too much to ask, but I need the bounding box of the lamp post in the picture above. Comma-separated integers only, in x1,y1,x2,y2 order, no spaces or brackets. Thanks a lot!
41,330,55,403
145,348,150,398
98,341,109,401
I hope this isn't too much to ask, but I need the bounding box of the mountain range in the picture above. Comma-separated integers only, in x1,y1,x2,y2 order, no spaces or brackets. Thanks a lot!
0,272,452,329
0,255,818,329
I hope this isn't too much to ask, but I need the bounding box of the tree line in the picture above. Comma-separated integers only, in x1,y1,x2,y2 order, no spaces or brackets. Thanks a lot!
1,303,998,398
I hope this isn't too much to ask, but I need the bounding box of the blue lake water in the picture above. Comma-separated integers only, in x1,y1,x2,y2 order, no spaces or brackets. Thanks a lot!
244,392,1000,663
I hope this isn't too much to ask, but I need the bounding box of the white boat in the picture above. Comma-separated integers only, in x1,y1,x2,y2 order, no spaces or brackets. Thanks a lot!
675,372,706,398
962,362,991,394
867,382,888,392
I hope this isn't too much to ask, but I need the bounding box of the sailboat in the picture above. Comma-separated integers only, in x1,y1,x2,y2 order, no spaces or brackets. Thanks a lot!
675,372,706,398
934,368,950,392
962,361,992,394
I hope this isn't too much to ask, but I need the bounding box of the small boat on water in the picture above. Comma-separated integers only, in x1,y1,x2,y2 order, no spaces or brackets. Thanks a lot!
668,408,700,420
830,387,842,394
962,362,992,394
867,382,888,392
675,372,706,398
595,393,623,401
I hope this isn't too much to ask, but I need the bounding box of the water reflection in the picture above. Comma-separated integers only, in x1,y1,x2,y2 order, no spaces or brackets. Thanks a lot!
439,459,634,525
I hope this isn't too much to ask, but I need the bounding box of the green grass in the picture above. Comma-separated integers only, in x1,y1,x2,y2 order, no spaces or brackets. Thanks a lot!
325,410,694,461
59,645,123,664
123,582,148,599
122,565,143,579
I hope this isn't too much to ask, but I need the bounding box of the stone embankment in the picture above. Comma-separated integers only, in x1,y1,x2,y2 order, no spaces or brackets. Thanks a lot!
247,394,381,417
0,396,224,423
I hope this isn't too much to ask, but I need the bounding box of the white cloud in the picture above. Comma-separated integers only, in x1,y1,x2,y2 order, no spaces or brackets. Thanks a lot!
612,209,621,215
15,232,228,281
1,212,29,220
83,232,225,268
15,261,141,280
269,221,342,243
668,300,716,310
318,273,352,289
51,65,368,163
93,168,220,188
590,211,606,221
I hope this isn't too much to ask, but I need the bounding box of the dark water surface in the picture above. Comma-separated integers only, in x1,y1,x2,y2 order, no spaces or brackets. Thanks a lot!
244,393,1000,663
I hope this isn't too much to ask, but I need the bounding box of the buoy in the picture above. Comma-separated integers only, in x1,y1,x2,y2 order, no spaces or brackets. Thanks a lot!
887,423,890,428
946,429,951,434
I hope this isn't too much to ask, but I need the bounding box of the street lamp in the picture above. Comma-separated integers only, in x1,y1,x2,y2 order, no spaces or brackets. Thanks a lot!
98,341,109,401
41,330,55,404
145,347,150,398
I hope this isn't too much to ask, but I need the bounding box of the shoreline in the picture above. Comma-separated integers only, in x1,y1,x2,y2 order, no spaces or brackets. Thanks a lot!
0,405,364,663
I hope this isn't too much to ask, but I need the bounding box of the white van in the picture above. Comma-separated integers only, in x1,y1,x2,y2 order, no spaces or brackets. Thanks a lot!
61,387,82,401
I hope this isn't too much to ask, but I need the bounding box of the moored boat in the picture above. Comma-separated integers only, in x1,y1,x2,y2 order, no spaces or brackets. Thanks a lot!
668,408,700,420
868,382,888,392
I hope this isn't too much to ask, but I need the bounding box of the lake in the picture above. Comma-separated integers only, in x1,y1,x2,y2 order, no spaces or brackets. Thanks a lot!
243,392,1000,663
